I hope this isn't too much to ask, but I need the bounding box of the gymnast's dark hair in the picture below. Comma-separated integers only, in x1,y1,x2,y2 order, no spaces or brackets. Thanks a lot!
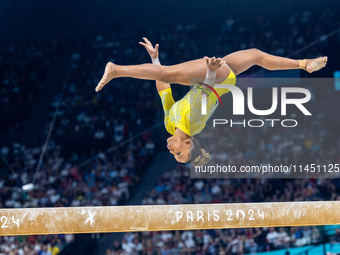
188,136,210,167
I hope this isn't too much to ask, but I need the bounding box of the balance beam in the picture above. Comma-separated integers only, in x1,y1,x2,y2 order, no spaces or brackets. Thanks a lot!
0,201,339,236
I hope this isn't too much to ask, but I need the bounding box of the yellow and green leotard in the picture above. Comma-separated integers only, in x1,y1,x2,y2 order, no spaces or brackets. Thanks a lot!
158,70,236,136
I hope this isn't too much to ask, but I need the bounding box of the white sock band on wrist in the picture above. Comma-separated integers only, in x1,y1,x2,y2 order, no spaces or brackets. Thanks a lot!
152,58,161,65
203,68,217,87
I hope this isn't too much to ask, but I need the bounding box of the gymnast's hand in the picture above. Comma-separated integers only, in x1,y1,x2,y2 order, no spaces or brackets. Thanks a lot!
204,56,225,72
139,37,159,59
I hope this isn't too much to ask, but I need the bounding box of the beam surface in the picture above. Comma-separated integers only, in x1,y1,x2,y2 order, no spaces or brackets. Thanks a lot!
0,201,339,236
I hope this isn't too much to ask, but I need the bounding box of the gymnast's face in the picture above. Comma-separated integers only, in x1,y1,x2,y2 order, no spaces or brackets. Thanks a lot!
167,135,190,163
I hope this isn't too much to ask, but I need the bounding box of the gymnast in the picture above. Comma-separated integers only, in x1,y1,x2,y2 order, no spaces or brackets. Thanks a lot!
95,38,327,167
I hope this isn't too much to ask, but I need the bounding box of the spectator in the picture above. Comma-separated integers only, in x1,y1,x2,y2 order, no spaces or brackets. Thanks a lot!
266,227,279,250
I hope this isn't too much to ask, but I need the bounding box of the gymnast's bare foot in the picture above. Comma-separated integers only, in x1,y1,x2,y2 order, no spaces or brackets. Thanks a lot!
96,62,118,92
305,57,328,73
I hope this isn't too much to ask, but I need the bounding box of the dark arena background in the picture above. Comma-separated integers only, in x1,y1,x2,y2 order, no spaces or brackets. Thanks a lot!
1,1,340,255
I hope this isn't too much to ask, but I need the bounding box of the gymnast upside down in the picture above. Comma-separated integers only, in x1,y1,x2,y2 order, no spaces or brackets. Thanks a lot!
96,37,327,167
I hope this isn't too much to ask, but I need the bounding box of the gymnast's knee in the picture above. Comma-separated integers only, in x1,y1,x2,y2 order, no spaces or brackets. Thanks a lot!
160,68,175,83
247,48,264,65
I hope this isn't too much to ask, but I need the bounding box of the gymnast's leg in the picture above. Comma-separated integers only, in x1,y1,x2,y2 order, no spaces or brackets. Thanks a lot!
96,58,232,92
96,49,327,92
222,48,327,75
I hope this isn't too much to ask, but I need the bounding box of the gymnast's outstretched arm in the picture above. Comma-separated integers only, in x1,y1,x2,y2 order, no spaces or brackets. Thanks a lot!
200,57,224,96
139,37,170,92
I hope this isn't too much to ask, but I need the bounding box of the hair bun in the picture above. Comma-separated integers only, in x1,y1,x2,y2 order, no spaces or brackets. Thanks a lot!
192,149,210,167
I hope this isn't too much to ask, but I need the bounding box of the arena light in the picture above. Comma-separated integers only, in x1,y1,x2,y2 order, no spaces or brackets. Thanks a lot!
21,183,34,191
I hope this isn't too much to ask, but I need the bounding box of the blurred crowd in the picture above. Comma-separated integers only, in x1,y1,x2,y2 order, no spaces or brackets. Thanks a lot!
0,234,73,255
0,42,58,133
107,225,323,255
1,8,340,255
1,133,154,207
